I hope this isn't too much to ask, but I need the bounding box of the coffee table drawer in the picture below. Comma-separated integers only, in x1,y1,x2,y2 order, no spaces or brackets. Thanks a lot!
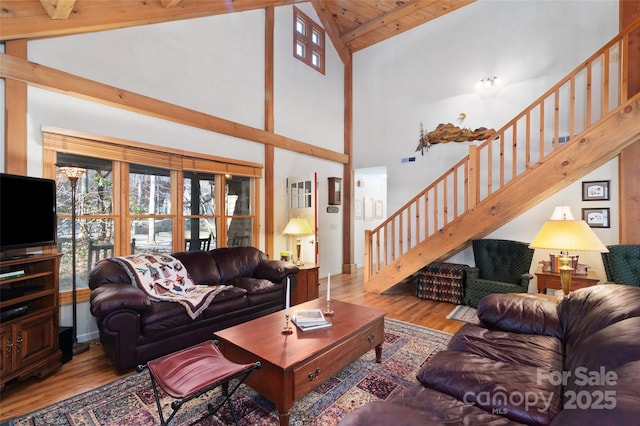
293,320,384,398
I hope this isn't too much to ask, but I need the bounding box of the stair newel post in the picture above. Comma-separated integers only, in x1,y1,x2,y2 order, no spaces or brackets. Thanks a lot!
364,230,372,284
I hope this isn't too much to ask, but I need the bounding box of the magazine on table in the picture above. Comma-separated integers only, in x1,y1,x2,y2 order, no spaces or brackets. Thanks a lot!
293,308,327,325
291,317,332,331
292,308,331,331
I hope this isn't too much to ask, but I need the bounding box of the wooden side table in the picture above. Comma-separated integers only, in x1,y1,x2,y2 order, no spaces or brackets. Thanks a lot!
291,264,319,305
535,268,600,294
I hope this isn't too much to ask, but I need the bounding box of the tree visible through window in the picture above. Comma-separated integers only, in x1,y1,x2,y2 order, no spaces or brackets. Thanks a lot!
293,7,325,74
56,153,114,292
129,164,172,254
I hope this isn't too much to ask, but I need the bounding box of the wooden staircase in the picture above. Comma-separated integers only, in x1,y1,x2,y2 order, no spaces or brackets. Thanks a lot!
364,20,640,294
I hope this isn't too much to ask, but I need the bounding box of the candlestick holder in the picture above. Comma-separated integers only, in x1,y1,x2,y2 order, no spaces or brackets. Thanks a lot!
282,314,293,334
324,300,334,316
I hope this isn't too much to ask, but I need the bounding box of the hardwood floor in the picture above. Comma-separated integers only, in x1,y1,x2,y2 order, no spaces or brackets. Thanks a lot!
0,268,466,421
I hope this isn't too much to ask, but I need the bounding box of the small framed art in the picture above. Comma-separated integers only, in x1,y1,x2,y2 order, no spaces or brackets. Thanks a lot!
375,200,383,219
354,199,362,220
582,180,609,201
582,207,610,228
364,197,374,221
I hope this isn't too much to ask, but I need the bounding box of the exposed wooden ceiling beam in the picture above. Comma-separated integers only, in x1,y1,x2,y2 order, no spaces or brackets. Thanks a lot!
0,53,349,164
0,0,306,41
38,0,76,20
312,0,351,65
339,0,434,43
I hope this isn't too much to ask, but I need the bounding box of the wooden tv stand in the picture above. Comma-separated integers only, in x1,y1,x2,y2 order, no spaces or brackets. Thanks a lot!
1,253,62,389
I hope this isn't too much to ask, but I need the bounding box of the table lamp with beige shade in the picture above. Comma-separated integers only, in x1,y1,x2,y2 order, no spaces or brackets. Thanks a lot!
529,205,608,297
283,217,314,265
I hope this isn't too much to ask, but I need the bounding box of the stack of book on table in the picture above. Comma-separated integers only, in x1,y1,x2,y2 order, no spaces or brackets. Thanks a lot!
292,308,331,331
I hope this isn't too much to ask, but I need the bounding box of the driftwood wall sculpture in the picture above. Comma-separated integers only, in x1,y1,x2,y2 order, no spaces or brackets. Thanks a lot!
417,122,496,154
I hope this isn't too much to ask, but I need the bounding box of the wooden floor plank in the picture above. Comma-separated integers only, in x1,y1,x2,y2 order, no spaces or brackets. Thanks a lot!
0,268,466,421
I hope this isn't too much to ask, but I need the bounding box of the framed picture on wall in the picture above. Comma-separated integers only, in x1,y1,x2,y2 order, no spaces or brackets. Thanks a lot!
582,180,609,201
582,207,610,228
364,197,374,221
375,200,383,219
355,199,362,220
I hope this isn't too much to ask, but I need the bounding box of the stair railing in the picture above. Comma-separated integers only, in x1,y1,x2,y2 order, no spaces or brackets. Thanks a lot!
364,19,639,284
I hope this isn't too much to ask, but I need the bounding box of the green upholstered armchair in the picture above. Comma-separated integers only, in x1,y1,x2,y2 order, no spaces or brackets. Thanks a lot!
601,244,640,287
464,239,535,307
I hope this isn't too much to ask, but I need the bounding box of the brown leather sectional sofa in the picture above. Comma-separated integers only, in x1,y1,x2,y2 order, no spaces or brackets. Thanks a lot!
340,284,640,425
88,246,298,372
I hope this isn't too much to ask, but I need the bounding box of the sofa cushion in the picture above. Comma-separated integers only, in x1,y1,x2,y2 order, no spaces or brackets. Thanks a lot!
245,291,282,307
477,294,562,339
339,395,521,426
550,361,640,426
229,277,279,295
559,284,640,354
567,317,640,375
226,276,282,307
209,247,266,282
447,324,564,371
417,351,562,426
172,250,221,285
393,385,523,425
202,294,250,319
141,301,198,336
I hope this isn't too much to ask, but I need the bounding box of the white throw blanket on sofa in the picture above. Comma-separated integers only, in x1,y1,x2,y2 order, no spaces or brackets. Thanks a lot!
108,253,230,319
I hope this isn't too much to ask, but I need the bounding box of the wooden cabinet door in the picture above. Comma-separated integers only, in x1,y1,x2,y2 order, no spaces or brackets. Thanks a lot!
0,324,13,377
16,310,58,370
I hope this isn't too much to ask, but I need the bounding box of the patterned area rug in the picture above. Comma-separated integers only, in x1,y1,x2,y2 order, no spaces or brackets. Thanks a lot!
446,304,480,324
6,318,451,426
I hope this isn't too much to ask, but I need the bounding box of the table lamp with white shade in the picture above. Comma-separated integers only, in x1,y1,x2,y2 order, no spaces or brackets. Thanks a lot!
283,217,314,265
529,205,608,297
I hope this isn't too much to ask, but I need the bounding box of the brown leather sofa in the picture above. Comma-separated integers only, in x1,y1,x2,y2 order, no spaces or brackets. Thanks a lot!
340,284,640,425
89,247,298,372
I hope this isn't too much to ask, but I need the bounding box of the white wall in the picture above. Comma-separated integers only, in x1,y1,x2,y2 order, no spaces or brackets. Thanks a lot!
353,167,387,266
274,5,344,151
2,6,345,341
353,0,620,289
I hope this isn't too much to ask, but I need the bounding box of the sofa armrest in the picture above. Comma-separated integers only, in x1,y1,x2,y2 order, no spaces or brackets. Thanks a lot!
519,272,534,285
90,283,151,318
477,293,562,338
254,260,299,282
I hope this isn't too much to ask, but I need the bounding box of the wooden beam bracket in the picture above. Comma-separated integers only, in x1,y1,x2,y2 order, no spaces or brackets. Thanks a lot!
38,0,76,20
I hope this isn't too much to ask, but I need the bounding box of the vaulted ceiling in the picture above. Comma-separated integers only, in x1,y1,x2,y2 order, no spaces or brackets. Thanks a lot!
0,0,475,63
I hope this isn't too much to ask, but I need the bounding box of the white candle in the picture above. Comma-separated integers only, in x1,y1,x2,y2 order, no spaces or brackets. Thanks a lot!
327,273,331,301
285,276,290,316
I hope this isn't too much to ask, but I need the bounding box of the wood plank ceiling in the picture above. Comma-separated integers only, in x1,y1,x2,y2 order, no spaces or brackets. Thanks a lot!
0,0,476,61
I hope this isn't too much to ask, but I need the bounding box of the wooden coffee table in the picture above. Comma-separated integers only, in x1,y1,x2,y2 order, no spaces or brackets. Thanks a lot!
214,298,386,426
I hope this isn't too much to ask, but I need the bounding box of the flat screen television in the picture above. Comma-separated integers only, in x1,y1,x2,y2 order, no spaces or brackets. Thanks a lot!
0,173,57,253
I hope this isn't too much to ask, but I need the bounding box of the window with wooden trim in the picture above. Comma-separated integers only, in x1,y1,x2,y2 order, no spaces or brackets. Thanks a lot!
293,7,325,74
45,129,260,297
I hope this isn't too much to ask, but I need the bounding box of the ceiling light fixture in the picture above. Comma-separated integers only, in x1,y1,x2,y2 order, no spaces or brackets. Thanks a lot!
476,76,501,89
